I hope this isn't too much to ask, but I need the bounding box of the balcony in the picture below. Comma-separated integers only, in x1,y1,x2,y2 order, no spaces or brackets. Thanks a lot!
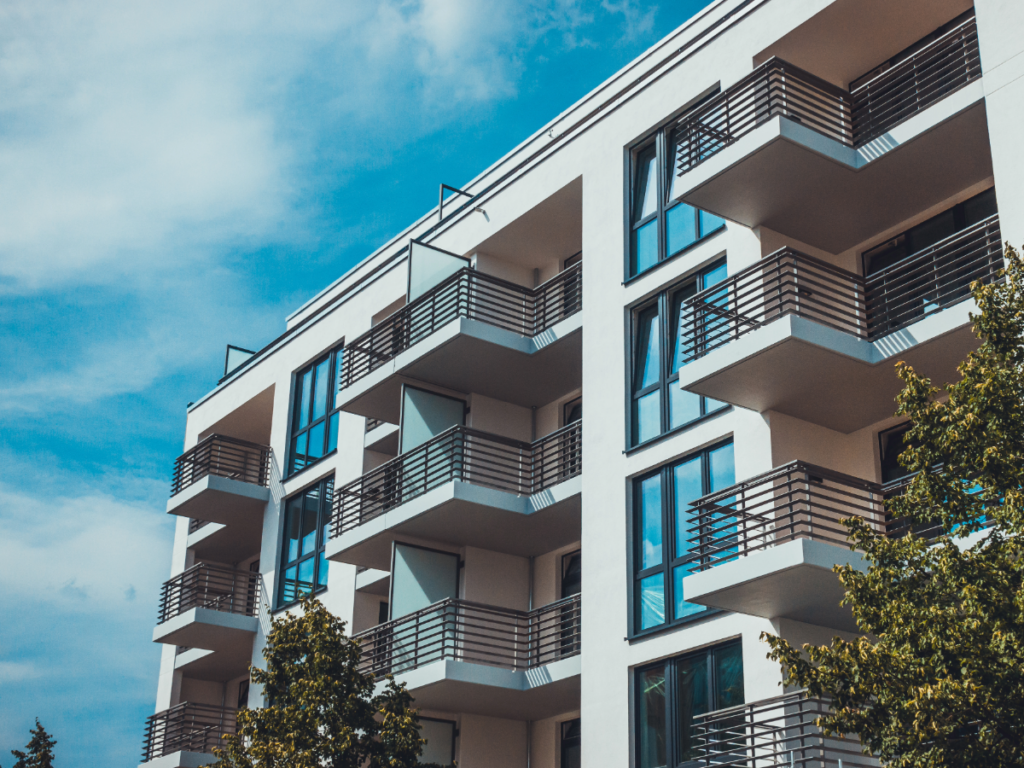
354,595,581,720
691,693,877,768
141,703,236,767
152,564,259,656
167,435,271,529
680,462,885,630
337,263,582,423
671,14,989,253
677,216,1002,431
325,422,582,569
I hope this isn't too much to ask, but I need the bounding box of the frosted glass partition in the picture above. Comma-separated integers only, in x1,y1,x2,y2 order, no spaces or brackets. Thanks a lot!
408,240,470,302
400,386,465,454
419,719,456,766
390,543,459,619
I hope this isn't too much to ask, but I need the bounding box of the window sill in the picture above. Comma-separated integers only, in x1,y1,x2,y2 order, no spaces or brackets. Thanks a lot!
623,224,726,286
625,405,732,456
283,449,338,484
628,607,725,643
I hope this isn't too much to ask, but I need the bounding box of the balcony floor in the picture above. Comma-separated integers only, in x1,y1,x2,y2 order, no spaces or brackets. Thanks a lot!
186,521,262,565
153,608,258,652
338,314,582,423
167,475,269,528
325,476,582,570
174,645,254,683
683,539,868,632
140,752,217,768
678,300,978,433
676,81,990,254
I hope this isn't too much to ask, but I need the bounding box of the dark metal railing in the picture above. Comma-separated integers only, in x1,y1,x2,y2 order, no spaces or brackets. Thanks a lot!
686,462,886,572
851,14,981,145
188,518,210,534
330,421,582,538
672,15,980,178
157,563,259,624
340,262,583,391
170,434,271,497
691,693,878,768
681,220,1003,362
141,702,237,761
366,417,387,433
354,594,581,677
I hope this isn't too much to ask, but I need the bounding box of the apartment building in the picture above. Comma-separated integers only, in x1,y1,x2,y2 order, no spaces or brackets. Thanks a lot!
138,0,1024,765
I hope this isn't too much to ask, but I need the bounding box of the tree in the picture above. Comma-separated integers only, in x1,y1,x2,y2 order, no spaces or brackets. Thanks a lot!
212,592,440,768
7,719,56,768
762,244,1024,767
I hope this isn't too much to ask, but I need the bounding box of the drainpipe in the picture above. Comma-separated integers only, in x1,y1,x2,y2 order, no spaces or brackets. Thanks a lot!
526,719,532,768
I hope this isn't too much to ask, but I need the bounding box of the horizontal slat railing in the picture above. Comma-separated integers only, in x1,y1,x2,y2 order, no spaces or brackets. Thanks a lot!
686,462,886,572
852,14,981,146
330,421,582,538
672,17,980,179
142,703,237,762
680,248,867,364
354,594,581,677
188,518,209,534
340,262,582,390
865,214,1002,338
170,435,271,497
157,563,259,624
692,693,878,768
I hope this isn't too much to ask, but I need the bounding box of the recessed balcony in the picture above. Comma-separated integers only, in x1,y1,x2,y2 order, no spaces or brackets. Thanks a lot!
140,703,236,768
152,563,259,652
354,595,581,720
677,216,1002,432
670,14,989,253
325,422,582,569
337,263,582,423
166,435,272,528
680,461,885,631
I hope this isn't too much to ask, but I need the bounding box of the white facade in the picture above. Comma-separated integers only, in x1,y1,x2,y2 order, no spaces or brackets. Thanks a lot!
140,0,1024,765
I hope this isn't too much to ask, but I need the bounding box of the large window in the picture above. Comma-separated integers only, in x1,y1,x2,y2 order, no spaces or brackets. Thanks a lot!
561,718,581,768
278,477,333,607
629,129,726,279
630,263,728,447
636,641,744,768
288,345,344,476
633,441,734,634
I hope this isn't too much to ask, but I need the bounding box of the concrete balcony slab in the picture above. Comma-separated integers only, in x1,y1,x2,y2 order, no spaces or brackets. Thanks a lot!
166,475,269,528
186,521,261,565
140,752,217,768
153,608,258,653
174,645,253,683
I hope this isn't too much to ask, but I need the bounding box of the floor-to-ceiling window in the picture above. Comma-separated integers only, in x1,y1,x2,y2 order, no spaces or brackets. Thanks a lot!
288,344,344,476
277,477,333,607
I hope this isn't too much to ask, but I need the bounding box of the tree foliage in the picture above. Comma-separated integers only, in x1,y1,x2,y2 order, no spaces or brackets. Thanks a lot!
7,719,56,768
762,245,1024,767
212,592,439,768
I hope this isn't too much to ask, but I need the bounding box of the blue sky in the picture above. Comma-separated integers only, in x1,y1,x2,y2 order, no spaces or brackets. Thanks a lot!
0,1,712,764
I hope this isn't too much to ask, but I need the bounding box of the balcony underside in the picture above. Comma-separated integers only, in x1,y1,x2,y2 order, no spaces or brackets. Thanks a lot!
677,83,989,254
174,645,253,682
388,656,580,721
338,315,582,423
326,477,582,570
683,539,867,632
140,753,216,768
166,475,268,528
187,521,262,564
678,302,978,433
153,608,257,652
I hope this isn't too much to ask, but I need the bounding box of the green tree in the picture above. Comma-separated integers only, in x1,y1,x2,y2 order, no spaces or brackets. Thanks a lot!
762,244,1024,767
212,592,440,768
8,719,56,768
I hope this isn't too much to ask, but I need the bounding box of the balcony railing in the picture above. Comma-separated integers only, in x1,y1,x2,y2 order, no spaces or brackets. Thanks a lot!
686,461,886,572
142,702,237,762
680,218,1003,363
188,518,210,534
354,594,581,677
157,563,259,624
340,262,583,391
671,14,980,177
170,434,272,497
330,421,582,538
691,693,878,768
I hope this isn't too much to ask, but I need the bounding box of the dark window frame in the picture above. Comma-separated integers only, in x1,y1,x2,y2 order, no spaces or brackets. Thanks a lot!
560,718,581,768
417,716,458,767
286,343,345,478
634,640,745,768
629,439,734,638
626,127,726,281
628,262,728,449
276,475,334,610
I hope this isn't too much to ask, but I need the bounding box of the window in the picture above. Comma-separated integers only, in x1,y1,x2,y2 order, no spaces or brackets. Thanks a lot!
628,129,726,278
633,441,734,634
418,718,457,767
630,263,728,447
288,345,344,476
636,641,744,768
561,718,581,768
278,477,333,607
